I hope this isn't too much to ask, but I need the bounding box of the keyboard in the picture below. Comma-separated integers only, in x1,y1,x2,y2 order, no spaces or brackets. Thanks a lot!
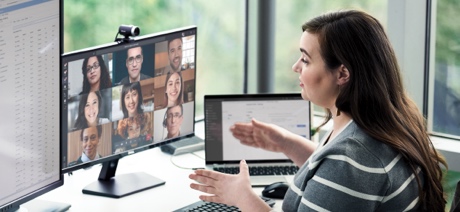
214,165,298,176
173,196,275,212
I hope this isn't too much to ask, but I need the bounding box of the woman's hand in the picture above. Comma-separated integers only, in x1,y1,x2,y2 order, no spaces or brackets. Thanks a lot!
189,160,270,211
230,118,289,153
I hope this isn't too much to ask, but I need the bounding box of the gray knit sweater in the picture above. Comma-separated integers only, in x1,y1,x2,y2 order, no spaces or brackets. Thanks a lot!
282,121,421,211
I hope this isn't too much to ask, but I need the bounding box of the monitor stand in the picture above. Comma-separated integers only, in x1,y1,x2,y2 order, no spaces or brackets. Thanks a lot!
19,199,71,212
82,158,165,198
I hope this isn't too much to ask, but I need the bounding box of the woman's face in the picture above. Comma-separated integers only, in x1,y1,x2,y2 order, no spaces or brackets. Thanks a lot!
127,120,140,139
166,72,181,105
86,56,101,86
81,126,99,160
85,92,99,126
124,89,139,117
292,31,340,109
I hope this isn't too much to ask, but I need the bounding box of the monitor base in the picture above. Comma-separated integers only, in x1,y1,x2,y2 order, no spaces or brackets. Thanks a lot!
82,172,165,198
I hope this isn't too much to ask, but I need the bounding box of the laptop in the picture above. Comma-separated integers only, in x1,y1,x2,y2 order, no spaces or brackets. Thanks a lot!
204,93,311,187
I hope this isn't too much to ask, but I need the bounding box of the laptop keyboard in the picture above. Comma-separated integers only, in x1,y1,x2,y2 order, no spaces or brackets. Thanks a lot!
214,165,298,176
173,196,275,212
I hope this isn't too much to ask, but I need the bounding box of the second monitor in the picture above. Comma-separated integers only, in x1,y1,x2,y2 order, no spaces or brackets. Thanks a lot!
61,26,198,198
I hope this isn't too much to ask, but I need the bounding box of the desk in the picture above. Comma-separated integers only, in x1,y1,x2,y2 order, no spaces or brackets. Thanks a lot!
33,121,284,211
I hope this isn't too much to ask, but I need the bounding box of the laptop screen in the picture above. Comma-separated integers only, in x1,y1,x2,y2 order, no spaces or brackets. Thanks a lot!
204,93,311,164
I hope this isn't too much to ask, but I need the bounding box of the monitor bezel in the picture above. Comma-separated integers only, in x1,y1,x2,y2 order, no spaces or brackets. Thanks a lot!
61,26,198,174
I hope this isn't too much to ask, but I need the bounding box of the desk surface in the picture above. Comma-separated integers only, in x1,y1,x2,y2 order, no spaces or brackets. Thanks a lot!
33,121,283,211
35,149,282,211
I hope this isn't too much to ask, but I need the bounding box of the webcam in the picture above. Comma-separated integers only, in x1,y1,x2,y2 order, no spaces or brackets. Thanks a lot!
119,25,140,37
115,25,140,43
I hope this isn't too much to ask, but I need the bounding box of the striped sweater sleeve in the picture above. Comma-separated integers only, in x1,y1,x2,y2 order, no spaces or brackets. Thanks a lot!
282,123,421,211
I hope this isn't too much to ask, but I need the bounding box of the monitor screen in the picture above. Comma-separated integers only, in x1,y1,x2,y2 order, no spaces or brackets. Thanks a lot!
0,0,63,211
61,26,197,198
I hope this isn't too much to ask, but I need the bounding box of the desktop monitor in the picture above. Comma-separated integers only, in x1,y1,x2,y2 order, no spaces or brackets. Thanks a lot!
0,0,64,211
61,26,197,198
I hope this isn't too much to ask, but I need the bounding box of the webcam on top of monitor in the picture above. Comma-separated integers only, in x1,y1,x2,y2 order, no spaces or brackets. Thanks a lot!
115,25,140,43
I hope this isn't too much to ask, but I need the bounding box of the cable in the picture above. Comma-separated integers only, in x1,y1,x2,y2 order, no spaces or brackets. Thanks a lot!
114,32,121,43
169,150,205,170
191,151,205,160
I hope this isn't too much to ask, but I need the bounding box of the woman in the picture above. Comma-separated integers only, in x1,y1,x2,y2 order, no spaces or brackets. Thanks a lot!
117,116,143,140
120,82,144,118
74,91,109,130
164,71,183,108
116,113,152,149
189,10,447,211
80,55,112,94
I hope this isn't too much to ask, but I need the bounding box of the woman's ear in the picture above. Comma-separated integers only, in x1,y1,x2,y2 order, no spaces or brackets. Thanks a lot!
337,65,350,85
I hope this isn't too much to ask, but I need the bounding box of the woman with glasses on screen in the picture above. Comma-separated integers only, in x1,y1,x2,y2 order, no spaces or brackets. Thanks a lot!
74,91,109,130
163,71,184,108
120,82,144,118
80,55,112,94
189,10,447,211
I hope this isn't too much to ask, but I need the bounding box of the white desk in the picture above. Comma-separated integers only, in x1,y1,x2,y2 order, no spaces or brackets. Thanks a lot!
33,121,284,211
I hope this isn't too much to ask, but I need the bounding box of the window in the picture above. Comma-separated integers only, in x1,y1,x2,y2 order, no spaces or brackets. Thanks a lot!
182,36,195,71
428,0,460,139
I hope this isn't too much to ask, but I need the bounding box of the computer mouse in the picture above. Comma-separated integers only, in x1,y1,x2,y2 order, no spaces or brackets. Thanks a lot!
262,182,289,199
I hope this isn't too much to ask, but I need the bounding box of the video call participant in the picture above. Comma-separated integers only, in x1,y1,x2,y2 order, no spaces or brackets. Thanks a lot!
116,113,152,151
120,82,144,118
163,104,183,140
74,91,109,130
189,10,447,211
80,55,112,94
163,71,183,108
68,125,103,166
167,37,183,73
119,46,151,84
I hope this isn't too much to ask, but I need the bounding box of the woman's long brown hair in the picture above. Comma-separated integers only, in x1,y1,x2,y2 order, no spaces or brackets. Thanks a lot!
303,10,447,211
